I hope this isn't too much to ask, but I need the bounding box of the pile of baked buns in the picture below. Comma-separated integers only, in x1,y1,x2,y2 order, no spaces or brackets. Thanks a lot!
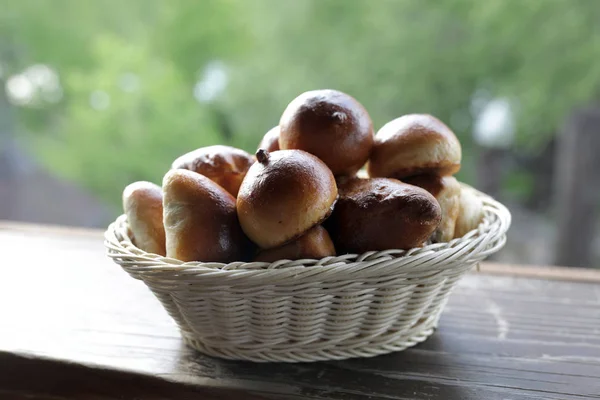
122,89,484,263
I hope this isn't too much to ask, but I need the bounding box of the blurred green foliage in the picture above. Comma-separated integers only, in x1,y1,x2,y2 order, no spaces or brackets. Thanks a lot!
2,0,600,207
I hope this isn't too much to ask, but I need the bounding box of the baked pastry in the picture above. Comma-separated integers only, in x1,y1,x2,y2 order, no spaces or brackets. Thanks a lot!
257,126,280,152
254,225,335,262
171,145,254,197
368,114,461,179
162,169,252,262
279,89,374,176
403,175,461,242
454,187,484,238
122,181,166,256
327,177,441,253
237,149,338,249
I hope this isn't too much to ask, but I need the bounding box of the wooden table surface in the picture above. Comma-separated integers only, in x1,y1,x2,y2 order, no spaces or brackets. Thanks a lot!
1,222,600,400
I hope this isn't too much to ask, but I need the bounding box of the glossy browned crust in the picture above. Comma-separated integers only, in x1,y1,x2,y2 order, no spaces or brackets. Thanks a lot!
326,177,441,253
171,145,255,197
162,169,253,262
402,174,450,197
368,114,461,179
389,163,461,180
403,175,461,242
279,89,374,177
257,126,281,152
253,225,336,262
237,149,338,249
122,181,166,256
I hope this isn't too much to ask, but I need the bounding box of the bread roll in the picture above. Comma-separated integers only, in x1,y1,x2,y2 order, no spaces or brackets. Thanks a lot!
122,181,166,256
237,149,338,249
257,126,280,152
327,178,441,253
454,187,484,238
254,225,335,262
162,169,252,262
171,145,254,197
279,89,374,176
403,175,461,242
368,114,461,179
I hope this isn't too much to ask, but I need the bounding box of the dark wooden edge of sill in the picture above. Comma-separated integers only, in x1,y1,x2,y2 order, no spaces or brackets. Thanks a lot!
0,351,275,400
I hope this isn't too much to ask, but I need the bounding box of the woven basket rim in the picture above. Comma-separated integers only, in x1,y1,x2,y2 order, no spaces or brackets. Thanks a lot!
105,185,510,282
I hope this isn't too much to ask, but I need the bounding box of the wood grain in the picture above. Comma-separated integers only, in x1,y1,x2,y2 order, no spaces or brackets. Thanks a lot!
480,262,600,283
1,225,600,399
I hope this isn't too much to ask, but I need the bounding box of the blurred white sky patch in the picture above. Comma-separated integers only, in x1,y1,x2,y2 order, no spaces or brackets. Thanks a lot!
90,90,110,110
5,64,62,106
193,61,228,103
472,95,515,149
6,74,35,105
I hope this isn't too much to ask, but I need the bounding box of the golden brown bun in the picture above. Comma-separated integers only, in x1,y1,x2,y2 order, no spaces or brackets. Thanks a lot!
122,181,166,256
368,114,461,179
454,187,484,238
162,169,252,262
327,178,441,253
279,89,374,176
257,126,280,152
171,145,255,197
403,175,461,242
254,225,335,262
237,149,338,249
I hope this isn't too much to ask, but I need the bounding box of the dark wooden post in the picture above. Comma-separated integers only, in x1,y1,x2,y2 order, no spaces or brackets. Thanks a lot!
0,77,18,221
554,107,600,267
475,147,506,199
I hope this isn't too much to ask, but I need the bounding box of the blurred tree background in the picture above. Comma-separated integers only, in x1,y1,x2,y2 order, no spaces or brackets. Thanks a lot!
2,0,600,266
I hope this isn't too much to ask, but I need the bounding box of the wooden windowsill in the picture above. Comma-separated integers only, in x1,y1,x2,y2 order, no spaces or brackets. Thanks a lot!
1,221,599,399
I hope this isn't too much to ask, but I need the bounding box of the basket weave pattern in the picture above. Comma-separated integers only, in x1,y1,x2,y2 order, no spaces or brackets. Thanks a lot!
105,187,510,363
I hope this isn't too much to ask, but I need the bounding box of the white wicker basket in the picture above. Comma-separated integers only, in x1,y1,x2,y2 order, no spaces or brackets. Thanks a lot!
105,186,510,363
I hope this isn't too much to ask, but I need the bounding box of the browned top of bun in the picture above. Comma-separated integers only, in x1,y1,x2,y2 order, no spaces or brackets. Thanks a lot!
162,169,252,262
368,114,461,179
279,89,374,176
171,145,255,197
122,181,166,256
402,174,447,197
237,149,338,249
257,126,280,152
327,177,441,253
404,175,461,243
254,225,335,262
